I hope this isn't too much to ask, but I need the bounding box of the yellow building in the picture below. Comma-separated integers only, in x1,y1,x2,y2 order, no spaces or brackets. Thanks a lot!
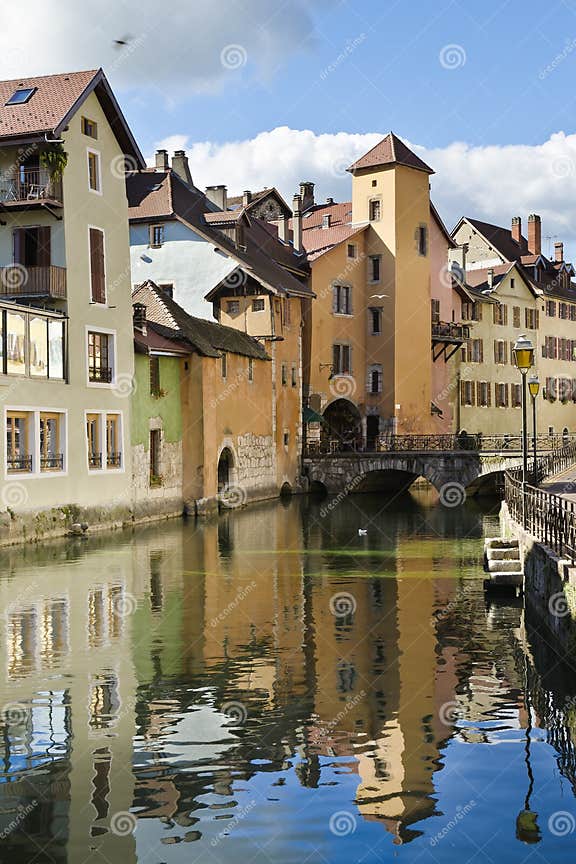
0,69,144,541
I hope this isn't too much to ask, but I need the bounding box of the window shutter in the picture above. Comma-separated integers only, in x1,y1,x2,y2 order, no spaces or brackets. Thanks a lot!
479,340,484,363
37,226,51,267
13,228,24,264
477,304,482,322
493,305,497,324
332,344,339,372
487,383,491,407
460,380,466,405
476,381,481,404
332,285,339,313
89,228,105,303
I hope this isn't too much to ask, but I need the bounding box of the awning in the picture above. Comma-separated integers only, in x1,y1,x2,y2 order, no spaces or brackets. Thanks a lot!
303,406,326,424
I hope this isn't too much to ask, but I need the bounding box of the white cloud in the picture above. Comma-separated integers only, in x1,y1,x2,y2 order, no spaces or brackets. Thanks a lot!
0,0,324,91
156,126,576,261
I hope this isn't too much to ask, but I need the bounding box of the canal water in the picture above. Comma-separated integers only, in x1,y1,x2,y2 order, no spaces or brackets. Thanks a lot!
1,490,576,863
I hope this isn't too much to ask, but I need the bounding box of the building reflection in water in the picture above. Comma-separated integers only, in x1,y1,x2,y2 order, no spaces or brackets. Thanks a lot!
0,492,575,860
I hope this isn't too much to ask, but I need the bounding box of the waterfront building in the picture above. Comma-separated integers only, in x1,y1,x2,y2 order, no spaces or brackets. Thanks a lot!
0,69,144,541
452,215,576,436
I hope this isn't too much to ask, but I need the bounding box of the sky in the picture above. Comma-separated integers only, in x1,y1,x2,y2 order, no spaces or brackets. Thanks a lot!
3,0,576,255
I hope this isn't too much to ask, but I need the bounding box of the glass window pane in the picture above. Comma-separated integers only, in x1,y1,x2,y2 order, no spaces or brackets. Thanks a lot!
6,312,26,375
48,320,64,379
30,317,48,377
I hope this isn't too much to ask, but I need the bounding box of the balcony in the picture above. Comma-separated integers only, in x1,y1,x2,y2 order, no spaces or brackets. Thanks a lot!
0,168,63,208
432,321,469,362
107,452,122,469
0,265,66,300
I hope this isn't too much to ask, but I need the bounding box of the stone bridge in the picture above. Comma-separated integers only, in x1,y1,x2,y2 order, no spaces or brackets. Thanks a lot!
303,451,525,495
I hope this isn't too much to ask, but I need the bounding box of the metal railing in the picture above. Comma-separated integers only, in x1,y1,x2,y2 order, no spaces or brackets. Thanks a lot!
0,168,62,203
40,454,64,471
7,455,32,472
107,452,122,468
88,366,112,384
88,453,102,469
0,265,67,299
432,321,469,341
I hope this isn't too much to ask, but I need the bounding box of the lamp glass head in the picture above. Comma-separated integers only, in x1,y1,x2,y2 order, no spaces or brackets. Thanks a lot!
528,373,540,398
513,335,534,372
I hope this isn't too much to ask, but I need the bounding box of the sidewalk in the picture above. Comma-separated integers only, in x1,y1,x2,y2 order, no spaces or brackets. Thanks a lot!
540,465,576,502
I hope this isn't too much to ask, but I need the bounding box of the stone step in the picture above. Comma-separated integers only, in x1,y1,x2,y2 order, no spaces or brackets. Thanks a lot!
486,571,524,587
487,548,521,561
484,537,519,549
487,558,521,573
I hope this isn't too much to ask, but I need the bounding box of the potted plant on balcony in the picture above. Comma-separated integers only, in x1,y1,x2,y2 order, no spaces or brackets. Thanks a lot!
40,143,68,181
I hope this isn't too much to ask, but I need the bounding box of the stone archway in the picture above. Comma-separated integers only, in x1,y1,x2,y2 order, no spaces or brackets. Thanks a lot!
217,447,234,494
322,398,362,451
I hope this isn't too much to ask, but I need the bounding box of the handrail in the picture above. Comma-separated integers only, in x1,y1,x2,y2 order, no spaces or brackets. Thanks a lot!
303,433,576,458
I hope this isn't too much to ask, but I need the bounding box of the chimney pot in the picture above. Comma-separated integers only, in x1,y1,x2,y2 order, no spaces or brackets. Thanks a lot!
299,181,315,211
155,149,169,171
133,302,147,334
242,190,252,207
278,214,289,243
205,184,228,211
555,241,564,263
292,194,302,252
171,150,193,186
528,213,541,256
511,216,522,245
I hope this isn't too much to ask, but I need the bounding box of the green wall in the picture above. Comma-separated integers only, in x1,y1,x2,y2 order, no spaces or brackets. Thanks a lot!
131,353,183,448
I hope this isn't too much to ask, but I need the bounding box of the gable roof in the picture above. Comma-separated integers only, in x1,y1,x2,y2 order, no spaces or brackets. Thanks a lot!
453,216,529,261
465,261,539,297
227,187,291,217
133,281,270,360
0,69,144,164
127,169,311,296
347,132,434,175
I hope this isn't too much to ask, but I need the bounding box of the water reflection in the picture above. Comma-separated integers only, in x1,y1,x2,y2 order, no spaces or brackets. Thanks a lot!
0,491,575,862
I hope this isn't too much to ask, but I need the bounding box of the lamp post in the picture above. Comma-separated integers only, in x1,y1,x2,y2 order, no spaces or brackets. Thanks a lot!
513,335,535,527
528,373,540,483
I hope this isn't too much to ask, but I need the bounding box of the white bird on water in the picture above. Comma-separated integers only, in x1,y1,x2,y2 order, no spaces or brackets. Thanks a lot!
358,528,367,536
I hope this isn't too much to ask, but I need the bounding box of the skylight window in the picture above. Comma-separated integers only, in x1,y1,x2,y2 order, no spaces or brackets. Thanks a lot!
5,87,36,106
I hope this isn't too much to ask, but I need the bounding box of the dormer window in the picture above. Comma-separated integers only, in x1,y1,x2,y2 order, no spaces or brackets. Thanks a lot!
5,87,36,106
322,214,331,229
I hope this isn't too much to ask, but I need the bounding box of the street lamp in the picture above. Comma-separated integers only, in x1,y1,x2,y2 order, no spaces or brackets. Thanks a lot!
528,373,540,483
513,335,535,526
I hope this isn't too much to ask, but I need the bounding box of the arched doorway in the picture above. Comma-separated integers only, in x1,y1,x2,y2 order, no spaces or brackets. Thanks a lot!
322,399,362,451
217,447,234,494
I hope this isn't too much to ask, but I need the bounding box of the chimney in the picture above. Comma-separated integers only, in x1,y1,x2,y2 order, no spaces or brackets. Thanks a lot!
292,194,302,252
326,197,334,205
133,302,147,334
322,214,331,229
449,243,467,280
205,184,228,211
299,181,315,211
555,241,564,263
278,214,289,243
528,214,541,256
511,216,522,245
171,150,193,186
487,268,495,289
242,190,252,207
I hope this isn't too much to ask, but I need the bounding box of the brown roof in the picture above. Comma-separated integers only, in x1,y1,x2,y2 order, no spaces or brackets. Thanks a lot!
127,169,311,296
302,201,353,230
133,281,270,360
0,69,144,164
459,217,529,261
134,323,189,356
302,224,367,261
347,132,434,175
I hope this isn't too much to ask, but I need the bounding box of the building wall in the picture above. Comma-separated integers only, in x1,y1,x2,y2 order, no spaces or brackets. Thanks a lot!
0,89,135,535
452,222,505,269
430,215,460,432
131,352,183,518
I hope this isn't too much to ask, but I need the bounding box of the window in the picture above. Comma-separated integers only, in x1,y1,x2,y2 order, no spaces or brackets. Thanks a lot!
417,225,428,256
248,357,254,382
477,382,491,407
368,364,382,394
88,331,113,383
369,307,382,335
1,309,65,379
30,317,49,377
460,381,475,406
106,415,121,468
462,301,482,322
5,87,36,106
525,308,539,329
369,199,381,221
226,300,240,314
89,228,106,303
347,244,356,259
291,364,297,387
333,343,351,374
543,336,558,359
281,363,287,386
149,225,164,248
463,338,483,363
86,414,101,469
560,302,569,320
510,384,521,408
13,225,51,267
283,432,290,447
252,298,265,312
513,306,521,328
559,378,572,402
150,356,160,396
81,117,98,139
494,340,508,364
284,298,291,325
39,412,63,471
322,215,331,229
333,284,352,315
6,311,26,375
546,300,557,317
545,377,558,401
6,411,32,473
221,353,227,379
493,304,508,325
495,383,509,407
150,429,161,484
87,150,101,193
431,299,441,325
369,255,381,282
570,306,576,322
